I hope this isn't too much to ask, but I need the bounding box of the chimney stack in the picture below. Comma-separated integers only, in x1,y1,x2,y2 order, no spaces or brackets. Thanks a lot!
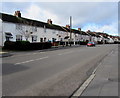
47,19,52,24
66,25,70,29
87,30,90,32
78,28,81,31
14,11,21,17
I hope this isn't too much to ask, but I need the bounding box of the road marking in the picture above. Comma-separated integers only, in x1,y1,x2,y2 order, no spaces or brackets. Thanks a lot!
10,52,46,58
92,62,101,74
58,51,73,55
71,61,102,97
71,74,96,97
14,56,48,65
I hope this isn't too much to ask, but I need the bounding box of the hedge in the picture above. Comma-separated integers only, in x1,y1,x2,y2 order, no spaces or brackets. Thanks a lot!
3,41,52,50
15,41,30,50
30,42,52,50
80,41,88,45
114,41,120,44
97,41,103,44
4,41,16,50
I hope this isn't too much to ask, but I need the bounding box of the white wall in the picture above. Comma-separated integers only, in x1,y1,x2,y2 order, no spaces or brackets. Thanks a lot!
2,21,104,46
0,19,2,46
2,21,70,46
2,22,17,46
0,32,2,47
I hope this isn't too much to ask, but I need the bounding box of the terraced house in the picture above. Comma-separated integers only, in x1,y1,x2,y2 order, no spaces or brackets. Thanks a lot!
0,11,119,47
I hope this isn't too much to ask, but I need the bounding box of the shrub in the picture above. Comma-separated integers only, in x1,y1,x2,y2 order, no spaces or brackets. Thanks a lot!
69,41,74,45
59,41,65,45
29,42,52,50
97,41,103,44
80,41,87,45
15,41,30,50
3,41,52,51
4,41,16,50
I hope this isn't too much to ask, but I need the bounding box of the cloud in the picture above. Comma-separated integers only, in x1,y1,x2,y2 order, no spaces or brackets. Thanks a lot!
82,22,118,35
2,0,120,2
1,2,118,35
22,4,60,25
19,2,119,35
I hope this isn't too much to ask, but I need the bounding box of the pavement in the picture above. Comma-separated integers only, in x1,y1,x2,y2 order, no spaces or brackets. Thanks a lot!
2,44,117,96
0,52,12,58
81,45,118,96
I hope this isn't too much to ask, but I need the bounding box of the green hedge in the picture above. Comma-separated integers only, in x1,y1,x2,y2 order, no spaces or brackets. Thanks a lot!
114,41,120,44
4,41,16,50
16,41,30,50
80,41,88,45
3,41,52,50
30,42,52,50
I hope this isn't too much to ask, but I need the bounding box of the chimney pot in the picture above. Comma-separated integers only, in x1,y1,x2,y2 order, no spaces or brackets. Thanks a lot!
47,19,52,24
78,28,81,31
87,30,90,32
14,11,21,17
66,25,70,29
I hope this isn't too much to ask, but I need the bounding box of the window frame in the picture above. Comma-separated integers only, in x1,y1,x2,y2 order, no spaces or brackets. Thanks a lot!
31,35,37,42
16,35,22,41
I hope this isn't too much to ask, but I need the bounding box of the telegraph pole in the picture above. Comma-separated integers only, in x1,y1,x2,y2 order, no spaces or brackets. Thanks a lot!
70,16,72,46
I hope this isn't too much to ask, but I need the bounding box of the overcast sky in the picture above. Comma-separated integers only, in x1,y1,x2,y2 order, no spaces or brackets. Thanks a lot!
1,1,119,36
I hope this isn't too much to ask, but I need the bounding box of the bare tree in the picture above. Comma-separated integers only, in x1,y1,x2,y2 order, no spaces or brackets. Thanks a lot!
16,17,37,41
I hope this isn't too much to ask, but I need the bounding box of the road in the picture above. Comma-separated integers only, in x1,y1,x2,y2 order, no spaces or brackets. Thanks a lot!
2,44,117,96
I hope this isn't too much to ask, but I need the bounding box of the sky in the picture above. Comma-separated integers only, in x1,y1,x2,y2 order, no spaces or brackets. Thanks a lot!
1,1,119,36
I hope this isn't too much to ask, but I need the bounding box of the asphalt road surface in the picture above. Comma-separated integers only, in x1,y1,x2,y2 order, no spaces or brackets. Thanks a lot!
2,44,118,96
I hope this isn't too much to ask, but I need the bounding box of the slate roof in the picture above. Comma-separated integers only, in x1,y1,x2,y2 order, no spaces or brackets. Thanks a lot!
0,12,86,35
0,13,68,31
97,32,110,38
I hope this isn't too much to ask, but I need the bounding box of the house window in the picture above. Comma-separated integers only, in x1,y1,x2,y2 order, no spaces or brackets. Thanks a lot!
44,25,46,33
31,35,37,42
44,37,46,42
40,38,43,42
16,35,22,41
52,38,56,42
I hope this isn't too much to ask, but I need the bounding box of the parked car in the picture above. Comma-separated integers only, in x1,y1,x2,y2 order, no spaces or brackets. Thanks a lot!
87,42,96,47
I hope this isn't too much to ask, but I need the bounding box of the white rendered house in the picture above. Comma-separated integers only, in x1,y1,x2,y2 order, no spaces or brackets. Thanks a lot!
0,12,73,46
1,11,116,47
0,11,91,46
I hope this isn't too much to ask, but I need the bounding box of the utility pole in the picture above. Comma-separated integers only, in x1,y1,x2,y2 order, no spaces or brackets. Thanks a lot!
70,16,72,46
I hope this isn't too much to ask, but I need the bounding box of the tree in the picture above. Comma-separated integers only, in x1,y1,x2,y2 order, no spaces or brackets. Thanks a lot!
16,17,37,41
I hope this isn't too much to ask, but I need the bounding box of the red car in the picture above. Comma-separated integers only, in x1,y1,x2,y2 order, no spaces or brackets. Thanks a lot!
87,42,96,47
